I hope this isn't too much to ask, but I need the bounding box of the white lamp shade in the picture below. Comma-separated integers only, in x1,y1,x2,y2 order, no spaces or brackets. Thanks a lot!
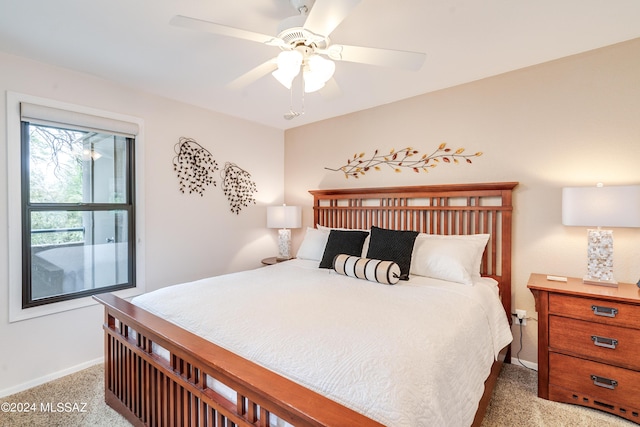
267,205,302,229
562,185,640,228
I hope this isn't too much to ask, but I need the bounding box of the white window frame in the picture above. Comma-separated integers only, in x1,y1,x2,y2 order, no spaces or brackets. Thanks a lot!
7,92,146,322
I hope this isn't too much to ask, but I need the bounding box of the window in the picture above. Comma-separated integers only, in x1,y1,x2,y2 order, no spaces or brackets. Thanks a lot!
7,93,145,320
22,121,135,307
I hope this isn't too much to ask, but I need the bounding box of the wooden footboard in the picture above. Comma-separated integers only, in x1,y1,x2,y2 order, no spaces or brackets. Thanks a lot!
94,293,383,427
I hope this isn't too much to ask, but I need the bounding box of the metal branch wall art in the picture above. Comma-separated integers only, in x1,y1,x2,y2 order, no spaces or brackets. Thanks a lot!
172,137,258,215
173,137,219,196
222,162,258,215
325,143,482,179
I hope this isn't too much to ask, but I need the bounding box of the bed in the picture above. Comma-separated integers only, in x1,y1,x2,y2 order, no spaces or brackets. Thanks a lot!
94,182,518,426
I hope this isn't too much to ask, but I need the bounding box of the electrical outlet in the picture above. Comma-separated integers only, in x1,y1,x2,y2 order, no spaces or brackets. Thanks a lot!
515,309,527,326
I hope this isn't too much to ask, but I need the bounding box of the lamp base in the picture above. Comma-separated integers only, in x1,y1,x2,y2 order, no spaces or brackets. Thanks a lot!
277,228,292,260
582,275,618,287
585,229,616,287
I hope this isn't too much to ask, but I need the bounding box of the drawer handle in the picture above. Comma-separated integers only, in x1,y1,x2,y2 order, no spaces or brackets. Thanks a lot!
591,335,618,349
591,375,618,390
591,305,618,318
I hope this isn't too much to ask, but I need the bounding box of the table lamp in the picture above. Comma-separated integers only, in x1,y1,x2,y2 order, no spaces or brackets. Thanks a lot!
267,204,301,260
562,184,640,286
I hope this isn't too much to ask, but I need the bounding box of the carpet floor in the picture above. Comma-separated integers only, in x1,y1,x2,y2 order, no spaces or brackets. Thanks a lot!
0,362,636,426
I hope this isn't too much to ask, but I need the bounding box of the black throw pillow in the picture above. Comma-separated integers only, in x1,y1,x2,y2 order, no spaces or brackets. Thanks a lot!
319,230,369,269
365,226,419,280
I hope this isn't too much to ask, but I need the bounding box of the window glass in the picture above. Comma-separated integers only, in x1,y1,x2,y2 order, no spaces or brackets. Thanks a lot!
23,122,135,307
28,125,128,204
29,210,130,301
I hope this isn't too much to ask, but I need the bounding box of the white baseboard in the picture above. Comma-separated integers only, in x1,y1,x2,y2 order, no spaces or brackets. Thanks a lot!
0,357,104,398
510,356,538,371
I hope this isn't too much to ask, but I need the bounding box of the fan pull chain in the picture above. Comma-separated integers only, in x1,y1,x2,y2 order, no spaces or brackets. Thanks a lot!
283,75,305,120
300,75,305,115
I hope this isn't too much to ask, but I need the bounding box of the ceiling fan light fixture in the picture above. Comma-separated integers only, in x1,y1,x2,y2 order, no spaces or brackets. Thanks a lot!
272,68,296,89
303,54,335,93
277,50,303,74
303,74,325,93
272,50,303,89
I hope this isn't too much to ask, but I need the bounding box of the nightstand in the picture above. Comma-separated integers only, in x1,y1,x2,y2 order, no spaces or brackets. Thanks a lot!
261,257,291,266
528,273,640,424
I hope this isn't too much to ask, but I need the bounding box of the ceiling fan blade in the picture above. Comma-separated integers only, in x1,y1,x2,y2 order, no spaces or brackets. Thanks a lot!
319,77,341,99
303,0,362,36
325,44,426,71
170,15,284,46
227,58,278,90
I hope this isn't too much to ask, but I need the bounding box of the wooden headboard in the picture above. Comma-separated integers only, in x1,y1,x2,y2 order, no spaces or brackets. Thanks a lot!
309,182,518,322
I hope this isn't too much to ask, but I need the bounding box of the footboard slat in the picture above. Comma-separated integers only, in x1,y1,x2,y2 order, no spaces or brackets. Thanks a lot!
168,376,176,426
96,293,384,427
103,322,247,426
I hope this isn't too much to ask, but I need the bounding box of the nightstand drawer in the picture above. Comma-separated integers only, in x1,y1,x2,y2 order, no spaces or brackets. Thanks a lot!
550,352,640,411
549,293,640,328
549,316,640,370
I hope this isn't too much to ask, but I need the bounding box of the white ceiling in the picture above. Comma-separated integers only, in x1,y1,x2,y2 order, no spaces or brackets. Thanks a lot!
1,0,639,130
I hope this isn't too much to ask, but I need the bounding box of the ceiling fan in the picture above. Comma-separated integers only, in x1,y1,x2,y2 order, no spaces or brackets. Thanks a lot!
170,0,426,97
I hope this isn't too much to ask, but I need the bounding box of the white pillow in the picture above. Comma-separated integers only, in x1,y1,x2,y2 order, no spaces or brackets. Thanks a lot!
410,234,490,285
296,227,330,261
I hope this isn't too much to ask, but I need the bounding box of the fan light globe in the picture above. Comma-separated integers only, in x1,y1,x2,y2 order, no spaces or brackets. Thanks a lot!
303,54,335,93
277,50,303,73
304,79,323,93
272,69,296,89
272,50,303,88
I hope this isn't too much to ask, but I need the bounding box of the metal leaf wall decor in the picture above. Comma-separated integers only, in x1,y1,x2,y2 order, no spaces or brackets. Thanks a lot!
172,138,258,215
173,137,219,196
222,162,258,215
325,143,482,179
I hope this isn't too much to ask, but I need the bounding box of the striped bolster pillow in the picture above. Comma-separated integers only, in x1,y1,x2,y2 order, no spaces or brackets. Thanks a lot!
332,254,401,285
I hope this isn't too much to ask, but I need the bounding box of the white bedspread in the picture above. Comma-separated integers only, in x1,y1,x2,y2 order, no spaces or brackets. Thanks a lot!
132,259,512,427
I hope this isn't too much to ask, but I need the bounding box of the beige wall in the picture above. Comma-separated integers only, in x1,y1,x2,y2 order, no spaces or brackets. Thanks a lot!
284,38,640,365
0,52,284,394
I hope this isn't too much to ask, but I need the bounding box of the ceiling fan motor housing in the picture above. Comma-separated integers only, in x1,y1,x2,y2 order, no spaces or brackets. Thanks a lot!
278,27,328,50
277,0,328,50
